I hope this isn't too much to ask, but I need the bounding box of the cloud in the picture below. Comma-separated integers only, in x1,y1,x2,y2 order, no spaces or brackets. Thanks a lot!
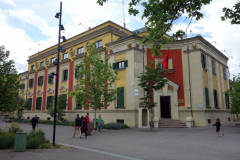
171,0,240,78
1,0,16,6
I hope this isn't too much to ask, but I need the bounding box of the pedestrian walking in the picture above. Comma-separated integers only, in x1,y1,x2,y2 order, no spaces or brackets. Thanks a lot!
214,119,224,137
81,116,88,139
97,114,102,133
86,112,93,135
72,114,83,139
30,115,38,130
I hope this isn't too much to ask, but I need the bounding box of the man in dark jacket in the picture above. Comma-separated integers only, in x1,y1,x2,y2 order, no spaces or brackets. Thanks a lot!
30,115,38,130
72,114,83,139
215,119,224,137
81,116,88,139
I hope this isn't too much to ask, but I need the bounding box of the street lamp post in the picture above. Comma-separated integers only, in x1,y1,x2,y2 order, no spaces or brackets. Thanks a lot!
50,1,67,146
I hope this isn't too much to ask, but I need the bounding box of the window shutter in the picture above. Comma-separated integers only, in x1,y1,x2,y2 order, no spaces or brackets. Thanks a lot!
213,90,218,108
29,79,31,87
47,96,49,110
120,87,124,108
39,97,42,110
30,98,32,110
62,70,64,81
42,76,44,85
38,77,40,86
124,60,128,68
51,77,53,84
117,88,120,107
66,70,68,80
204,55,206,68
113,63,117,69
48,76,50,84
205,88,210,108
36,98,38,110
201,54,204,68
75,68,78,78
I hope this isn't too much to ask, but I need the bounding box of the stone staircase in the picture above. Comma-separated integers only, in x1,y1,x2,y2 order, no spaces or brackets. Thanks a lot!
158,118,187,128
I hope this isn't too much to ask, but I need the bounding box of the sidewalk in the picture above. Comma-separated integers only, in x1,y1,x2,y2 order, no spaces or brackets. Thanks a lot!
1,120,240,160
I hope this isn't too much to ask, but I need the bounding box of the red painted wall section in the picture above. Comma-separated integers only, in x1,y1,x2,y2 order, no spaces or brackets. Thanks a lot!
42,69,48,111
68,61,74,110
104,50,108,109
147,48,185,106
32,72,38,111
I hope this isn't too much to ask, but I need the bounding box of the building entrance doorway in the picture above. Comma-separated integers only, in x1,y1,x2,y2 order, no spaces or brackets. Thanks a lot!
160,96,171,118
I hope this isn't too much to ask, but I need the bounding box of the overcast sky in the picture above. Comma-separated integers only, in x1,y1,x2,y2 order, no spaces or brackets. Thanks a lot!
0,0,239,79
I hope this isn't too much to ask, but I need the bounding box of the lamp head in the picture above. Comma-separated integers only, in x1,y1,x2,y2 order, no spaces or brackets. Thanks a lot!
60,25,65,30
60,46,66,53
53,59,59,65
55,13,60,19
62,36,67,42
49,72,55,78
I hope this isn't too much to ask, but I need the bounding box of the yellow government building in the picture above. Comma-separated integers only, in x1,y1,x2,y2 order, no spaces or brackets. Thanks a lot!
19,21,231,127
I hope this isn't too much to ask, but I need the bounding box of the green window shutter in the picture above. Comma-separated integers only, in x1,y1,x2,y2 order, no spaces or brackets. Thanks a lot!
32,79,34,88
51,77,53,84
39,97,42,110
113,63,117,69
66,69,68,80
212,60,215,73
124,60,128,68
47,96,49,110
36,98,38,110
204,55,206,68
205,88,210,108
48,76,50,84
75,68,78,78
30,98,32,110
201,54,204,68
117,87,124,108
29,79,31,87
62,70,64,81
213,90,218,108
42,76,44,85
38,77,40,86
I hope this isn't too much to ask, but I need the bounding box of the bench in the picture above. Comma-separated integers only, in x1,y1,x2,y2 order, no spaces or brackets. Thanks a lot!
233,119,240,127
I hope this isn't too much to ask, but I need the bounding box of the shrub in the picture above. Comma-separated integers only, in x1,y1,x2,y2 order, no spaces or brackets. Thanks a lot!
103,123,130,130
8,116,15,119
26,137,42,149
39,143,52,149
0,132,15,149
7,122,24,134
27,128,46,143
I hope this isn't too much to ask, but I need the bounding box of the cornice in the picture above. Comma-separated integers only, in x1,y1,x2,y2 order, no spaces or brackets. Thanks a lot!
108,47,142,56
27,25,129,64
37,66,46,72
72,54,84,60
60,58,70,65
183,48,228,68
29,69,35,74
47,63,56,69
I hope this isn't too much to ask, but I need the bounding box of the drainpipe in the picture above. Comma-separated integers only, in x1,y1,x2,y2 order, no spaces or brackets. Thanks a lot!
187,46,193,119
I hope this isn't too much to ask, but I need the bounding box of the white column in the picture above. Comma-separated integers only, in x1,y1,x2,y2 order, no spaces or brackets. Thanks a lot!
147,109,150,127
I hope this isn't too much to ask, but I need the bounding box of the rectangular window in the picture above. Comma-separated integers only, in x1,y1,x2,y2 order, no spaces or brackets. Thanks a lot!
213,89,218,108
117,87,124,108
36,97,42,110
20,83,25,90
63,69,68,81
47,96,53,110
75,66,82,78
76,101,82,110
77,47,83,54
212,60,215,73
205,88,210,108
63,53,68,59
29,79,34,88
48,76,54,84
38,76,44,86
96,40,102,48
61,94,67,110
31,65,34,70
113,60,128,70
40,61,44,67
27,98,32,111
201,53,206,69
225,94,230,109
223,67,226,79
51,58,55,64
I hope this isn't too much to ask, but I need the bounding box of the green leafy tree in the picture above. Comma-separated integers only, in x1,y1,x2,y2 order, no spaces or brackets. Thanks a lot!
221,1,240,24
68,42,119,129
138,61,168,131
97,0,212,56
225,74,240,118
0,45,21,112
47,95,67,121
14,91,28,119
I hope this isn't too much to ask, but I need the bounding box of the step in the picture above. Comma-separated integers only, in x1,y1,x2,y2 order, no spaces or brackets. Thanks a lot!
159,123,186,126
158,126,188,128
159,121,184,124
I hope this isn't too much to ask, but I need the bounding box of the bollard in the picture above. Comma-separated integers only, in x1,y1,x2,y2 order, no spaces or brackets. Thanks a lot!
153,117,159,128
185,117,193,128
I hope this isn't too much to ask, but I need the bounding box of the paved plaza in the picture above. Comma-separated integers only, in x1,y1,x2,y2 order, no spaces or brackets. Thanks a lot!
0,120,240,160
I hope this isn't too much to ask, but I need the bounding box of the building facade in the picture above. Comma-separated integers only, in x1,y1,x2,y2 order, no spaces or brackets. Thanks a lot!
19,21,231,127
